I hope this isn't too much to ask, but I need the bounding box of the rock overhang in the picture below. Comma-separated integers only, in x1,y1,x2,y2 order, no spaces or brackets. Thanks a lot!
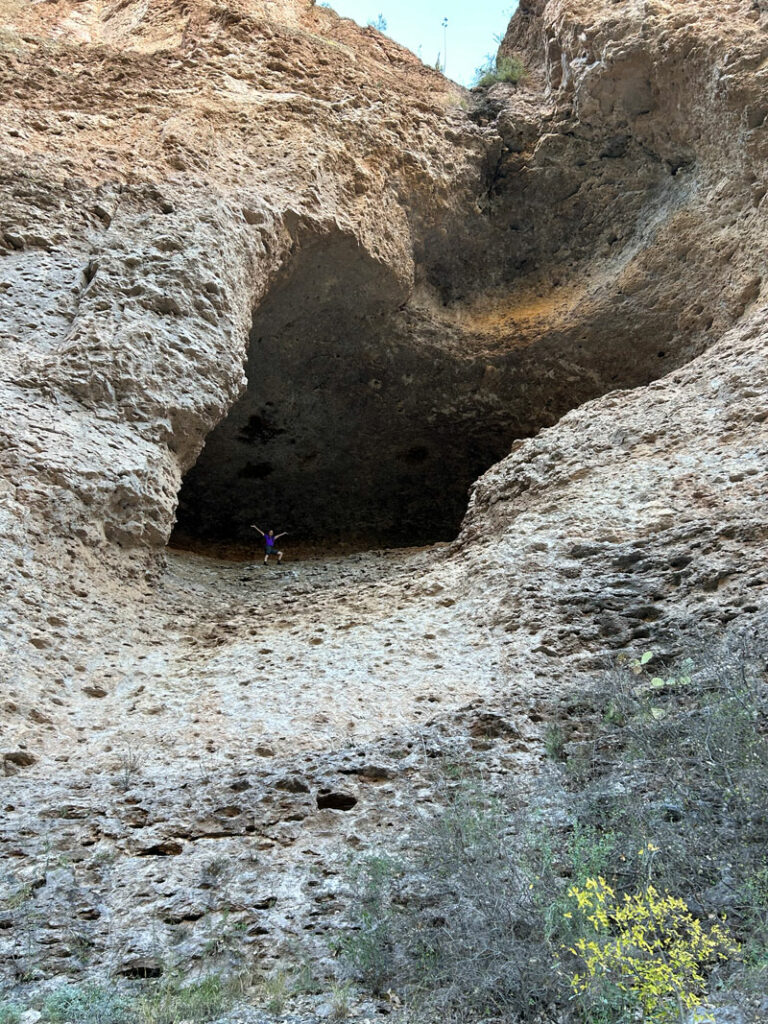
4,0,765,556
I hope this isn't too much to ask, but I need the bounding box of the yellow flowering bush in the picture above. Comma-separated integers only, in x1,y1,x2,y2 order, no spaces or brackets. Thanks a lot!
565,862,738,1023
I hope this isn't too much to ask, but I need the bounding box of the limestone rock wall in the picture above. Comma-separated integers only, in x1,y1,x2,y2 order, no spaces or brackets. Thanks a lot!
4,0,765,555
0,0,491,553
459,302,768,659
1,0,768,998
455,0,768,655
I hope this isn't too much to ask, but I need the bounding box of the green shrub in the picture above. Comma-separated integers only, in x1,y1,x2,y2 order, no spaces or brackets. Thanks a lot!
42,983,136,1024
473,54,526,89
337,619,767,1021
0,1003,22,1024
333,854,402,994
329,981,353,1019
338,786,566,1020
40,975,235,1024
140,974,233,1024
587,635,768,910
253,964,326,1014
544,721,566,760
257,970,291,1016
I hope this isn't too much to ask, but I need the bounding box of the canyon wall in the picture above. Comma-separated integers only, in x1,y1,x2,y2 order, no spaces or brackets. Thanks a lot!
1,0,767,999
4,0,765,555
457,0,768,656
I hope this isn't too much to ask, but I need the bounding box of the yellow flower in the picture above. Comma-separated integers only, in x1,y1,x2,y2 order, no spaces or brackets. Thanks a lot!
564,869,738,1020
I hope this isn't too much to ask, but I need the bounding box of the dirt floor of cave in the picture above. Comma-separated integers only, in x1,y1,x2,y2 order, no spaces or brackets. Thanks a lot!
61,544,505,771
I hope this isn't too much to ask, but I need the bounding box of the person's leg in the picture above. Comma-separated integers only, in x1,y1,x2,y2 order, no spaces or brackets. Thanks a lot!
264,551,269,564
277,549,283,563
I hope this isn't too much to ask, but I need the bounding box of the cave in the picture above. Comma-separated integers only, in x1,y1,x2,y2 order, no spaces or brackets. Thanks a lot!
172,230,524,552
171,213,697,555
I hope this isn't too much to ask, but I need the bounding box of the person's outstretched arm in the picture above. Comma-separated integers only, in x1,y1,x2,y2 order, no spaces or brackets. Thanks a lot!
275,532,288,540
250,525,265,536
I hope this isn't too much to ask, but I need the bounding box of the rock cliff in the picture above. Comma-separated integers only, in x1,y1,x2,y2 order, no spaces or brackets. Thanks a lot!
1,0,767,1006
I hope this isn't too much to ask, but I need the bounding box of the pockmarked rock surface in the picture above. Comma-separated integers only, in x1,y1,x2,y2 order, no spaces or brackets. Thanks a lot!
1,0,767,1007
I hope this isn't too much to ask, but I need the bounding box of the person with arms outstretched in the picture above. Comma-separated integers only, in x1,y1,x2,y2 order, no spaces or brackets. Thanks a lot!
251,525,287,564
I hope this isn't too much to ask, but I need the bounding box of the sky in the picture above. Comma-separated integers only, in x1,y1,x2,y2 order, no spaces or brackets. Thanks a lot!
321,1,519,88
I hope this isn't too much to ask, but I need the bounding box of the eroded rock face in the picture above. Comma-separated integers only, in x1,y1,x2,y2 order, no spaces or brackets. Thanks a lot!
458,303,768,660
455,0,768,655
1,0,475,550
1,0,767,1002
6,0,764,551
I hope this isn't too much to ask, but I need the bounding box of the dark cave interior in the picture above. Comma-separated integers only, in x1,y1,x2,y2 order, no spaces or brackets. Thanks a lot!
170,219,700,555
171,234,520,551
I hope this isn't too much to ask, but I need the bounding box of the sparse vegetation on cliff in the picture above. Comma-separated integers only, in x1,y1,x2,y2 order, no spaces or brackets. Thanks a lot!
41,983,136,1024
473,53,526,88
29,973,239,1024
337,622,768,1022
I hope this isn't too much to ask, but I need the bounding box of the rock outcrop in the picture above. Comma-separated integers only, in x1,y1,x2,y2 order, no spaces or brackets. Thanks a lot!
1,0,767,1003
460,0,768,657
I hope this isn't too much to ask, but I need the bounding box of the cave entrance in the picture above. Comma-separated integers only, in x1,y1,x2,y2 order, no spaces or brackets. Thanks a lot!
171,231,521,554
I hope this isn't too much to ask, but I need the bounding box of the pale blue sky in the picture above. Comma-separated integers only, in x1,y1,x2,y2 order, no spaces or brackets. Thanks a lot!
322,1,519,88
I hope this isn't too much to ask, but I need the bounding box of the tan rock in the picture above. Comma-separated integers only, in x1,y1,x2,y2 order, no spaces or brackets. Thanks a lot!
0,0,766,1000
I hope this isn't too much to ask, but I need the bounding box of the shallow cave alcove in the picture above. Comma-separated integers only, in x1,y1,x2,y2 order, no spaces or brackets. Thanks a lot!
170,232,521,554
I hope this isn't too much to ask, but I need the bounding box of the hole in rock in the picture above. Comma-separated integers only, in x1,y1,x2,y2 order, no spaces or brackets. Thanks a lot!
119,963,164,979
136,840,183,857
172,232,526,552
316,790,358,811
172,226,692,554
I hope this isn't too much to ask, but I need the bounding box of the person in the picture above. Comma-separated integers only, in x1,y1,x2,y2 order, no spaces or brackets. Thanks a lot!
251,525,287,564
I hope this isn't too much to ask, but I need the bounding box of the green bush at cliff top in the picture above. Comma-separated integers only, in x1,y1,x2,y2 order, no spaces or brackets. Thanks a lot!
474,54,526,88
